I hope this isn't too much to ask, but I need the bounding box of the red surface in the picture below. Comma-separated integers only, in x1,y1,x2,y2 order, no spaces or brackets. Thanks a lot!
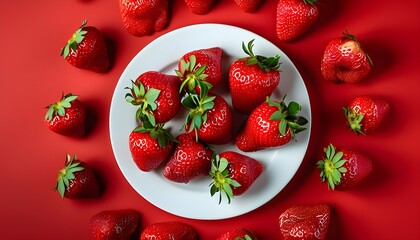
1,0,419,239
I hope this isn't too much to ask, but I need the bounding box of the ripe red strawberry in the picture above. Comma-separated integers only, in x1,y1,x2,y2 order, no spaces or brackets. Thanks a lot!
234,0,264,12
343,96,390,135
60,20,109,72
119,0,168,37
210,151,263,204
216,227,257,240
317,143,372,190
276,0,319,41
44,93,86,137
89,209,140,240
140,221,198,240
321,31,373,83
279,204,330,240
53,154,100,199
236,96,308,152
229,40,280,114
126,71,182,124
184,0,216,15
163,133,213,183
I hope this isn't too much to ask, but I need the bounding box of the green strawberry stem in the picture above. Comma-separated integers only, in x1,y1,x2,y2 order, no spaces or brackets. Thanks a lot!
61,20,88,58
242,39,280,72
45,93,78,121
175,54,212,94
53,154,84,198
316,144,348,190
343,107,365,135
134,123,177,147
209,156,241,204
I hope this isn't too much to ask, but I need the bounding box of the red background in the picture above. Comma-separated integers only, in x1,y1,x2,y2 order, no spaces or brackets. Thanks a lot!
1,0,419,239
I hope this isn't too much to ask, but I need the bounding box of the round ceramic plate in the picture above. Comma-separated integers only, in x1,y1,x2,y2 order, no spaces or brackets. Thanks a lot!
109,23,311,220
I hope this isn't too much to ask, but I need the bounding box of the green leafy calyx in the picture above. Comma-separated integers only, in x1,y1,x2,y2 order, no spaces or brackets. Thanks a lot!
316,144,347,190
242,39,280,72
133,123,177,148
45,93,78,121
53,154,84,198
343,106,365,135
175,55,212,93
209,156,241,204
61,20,88,58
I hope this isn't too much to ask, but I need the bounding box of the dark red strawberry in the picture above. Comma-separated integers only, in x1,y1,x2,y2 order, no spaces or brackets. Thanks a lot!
276,0,319,41
60,20,109,72
210,151,263,204
217,227,257,240
321,31,373,83
163,133,213,183
317,143,372,190
44,93,86,137
279,204,330,240
229,39,280,114
236,96,308,152
184,0,217,15
119,0,168,37
53,154,100,199
140,221,198,240
343,96,390,135
234,0,264,12
89,209,140,240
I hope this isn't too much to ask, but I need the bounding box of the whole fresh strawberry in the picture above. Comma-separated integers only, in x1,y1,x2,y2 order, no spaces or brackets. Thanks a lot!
276,0,319,41
321,31,373,83
163,133,213,183
236,96,308,152
119,0,168,37
279,204,330,240
217,227,257,240
210,151,263,204
53,154,100,199
44,93,86,137
229,39,280,114
184,0,216,15
317,143,372,190
60,20,109,72
126,71,182,124
89,209,140,240
234,0,264,12
343,96,390,135
140,221,198,240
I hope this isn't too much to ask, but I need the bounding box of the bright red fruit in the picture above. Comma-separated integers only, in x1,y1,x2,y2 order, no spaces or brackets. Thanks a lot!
184,0,216,15
210,151,263,204
44,93,86,137
53,154,100,199
89,209,140,240
216,227,257,240
61,20,109,72
236,96,308,152
140,221,197,239
234,0,264,12
163,133,213,183
317,143,372,190
321,31,373,83
276,0,319,41
119,0,168,37
229,40,280,114
343,96,390,135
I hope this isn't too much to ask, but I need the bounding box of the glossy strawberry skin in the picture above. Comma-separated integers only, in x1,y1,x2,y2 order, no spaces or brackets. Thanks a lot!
216,227,257,240
184,0,216,15
45,99,86,137
276,0,319,41
89,209,140,240
163,133,213,183
234,0,264,12
140,221,198,240
63,161,100,199
279,204,330,240
119,0,168,37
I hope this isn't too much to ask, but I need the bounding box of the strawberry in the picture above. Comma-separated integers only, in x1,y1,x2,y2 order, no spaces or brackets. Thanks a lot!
119,0,168,37
210,151,263,204
317,143,372,190
53,154,100,199
140,221,198,240
89,209,140,240
279,204,330,240
229,40,280,114
276,0,319,41
44,93,86,137
321,31,373,83
216,227,257,240
125,71,182,124
163,133,213,183
183,0,216,15
60,20,109,72
236,96,308,152
343,96,390,135
234,0,264,12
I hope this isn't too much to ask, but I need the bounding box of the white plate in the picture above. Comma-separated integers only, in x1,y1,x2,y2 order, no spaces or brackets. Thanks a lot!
109,23,311,220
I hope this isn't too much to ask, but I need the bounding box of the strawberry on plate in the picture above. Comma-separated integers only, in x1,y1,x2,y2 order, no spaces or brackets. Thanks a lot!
229,39,280,114
216,227,257,240
317,143,372,190
279,203,330,240
140,221,198,240
210,151,263,204
321,31,373,83
184,0,217,15
234,0,264,12
44,93,86,138
60,20,109,72
343,96,390,135
89,209,140,240
53,154,100,199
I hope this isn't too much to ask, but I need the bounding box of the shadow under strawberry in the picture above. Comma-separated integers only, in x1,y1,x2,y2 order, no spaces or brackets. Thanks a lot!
83,98,101,136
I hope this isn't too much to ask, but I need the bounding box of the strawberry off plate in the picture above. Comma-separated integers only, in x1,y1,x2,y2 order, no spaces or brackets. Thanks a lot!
109,23,311,220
